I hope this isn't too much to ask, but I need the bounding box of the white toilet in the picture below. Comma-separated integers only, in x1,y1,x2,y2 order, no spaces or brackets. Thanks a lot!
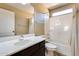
45,43,57,56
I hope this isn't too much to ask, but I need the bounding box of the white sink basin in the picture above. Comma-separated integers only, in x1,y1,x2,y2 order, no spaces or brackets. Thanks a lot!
14,40,31,46
14,36,44,46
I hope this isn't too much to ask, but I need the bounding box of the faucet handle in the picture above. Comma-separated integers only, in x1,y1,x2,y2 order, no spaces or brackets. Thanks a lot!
20,35,24,37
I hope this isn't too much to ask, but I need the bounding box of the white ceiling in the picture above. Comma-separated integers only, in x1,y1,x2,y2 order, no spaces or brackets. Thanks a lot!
7,3,60,14
7,3,34,14
42,3,59,8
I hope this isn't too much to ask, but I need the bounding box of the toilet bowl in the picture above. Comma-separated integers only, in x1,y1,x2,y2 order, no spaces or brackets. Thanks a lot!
45,43,57,56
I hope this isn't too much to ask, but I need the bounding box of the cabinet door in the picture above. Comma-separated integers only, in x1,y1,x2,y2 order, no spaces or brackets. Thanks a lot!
32,41,45,56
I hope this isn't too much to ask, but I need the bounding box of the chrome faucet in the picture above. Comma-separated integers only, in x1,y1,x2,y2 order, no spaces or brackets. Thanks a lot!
20,35,24,38
20,35,24,41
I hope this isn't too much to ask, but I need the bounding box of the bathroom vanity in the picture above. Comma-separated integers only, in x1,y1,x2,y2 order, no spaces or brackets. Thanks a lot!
0,35,45,56
11,41,45,56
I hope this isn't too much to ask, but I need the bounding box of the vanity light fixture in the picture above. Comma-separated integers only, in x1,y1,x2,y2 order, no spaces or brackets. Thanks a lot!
21,3,27,5
52,8,73,16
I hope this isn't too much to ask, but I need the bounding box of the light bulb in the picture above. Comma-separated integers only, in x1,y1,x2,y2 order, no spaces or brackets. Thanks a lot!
21,3,26,5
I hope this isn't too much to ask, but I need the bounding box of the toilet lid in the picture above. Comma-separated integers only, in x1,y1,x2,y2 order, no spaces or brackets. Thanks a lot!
45,43,57,49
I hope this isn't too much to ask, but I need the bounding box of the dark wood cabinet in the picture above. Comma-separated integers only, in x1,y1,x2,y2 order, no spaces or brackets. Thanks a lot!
11,40,45,56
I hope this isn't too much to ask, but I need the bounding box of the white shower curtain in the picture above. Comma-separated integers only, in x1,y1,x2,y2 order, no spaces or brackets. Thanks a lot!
68,3,79,56
49,3,79,56
49,4,79,56
72,3,79,56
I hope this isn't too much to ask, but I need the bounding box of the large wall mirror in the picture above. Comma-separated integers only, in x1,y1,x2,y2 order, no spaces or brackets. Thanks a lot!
0,8,49,37
0,8,31,37
0,8,15,37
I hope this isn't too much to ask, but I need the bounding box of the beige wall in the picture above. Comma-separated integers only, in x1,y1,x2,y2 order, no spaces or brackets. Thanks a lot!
32,3,49,36
15,15,29,35
34,22,44,36
0,3,31,35
31,3,49,13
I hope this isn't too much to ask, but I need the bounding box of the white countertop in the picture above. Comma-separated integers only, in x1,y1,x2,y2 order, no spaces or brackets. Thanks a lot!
0,36,45,56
